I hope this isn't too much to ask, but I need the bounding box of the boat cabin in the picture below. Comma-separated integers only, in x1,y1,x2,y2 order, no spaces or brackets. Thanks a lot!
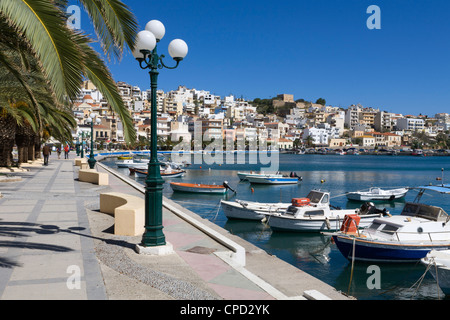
363,202,450,241
285,191,331,217
305,190,330,205
400,202,449,222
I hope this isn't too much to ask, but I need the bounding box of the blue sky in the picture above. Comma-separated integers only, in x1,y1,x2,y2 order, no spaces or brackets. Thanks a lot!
77,0,450,116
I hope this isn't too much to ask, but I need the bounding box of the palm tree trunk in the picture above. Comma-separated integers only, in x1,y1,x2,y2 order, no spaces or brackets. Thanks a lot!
34,134,41,159
16,123,34,164
0,114,17,167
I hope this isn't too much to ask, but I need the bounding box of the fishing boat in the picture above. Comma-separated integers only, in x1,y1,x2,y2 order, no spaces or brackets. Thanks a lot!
116,159,136,168
346,187,409,201
247,175,301,185
237,171,282,181
421,249,450,295
331,185,450,263
134,168,185,178
221,199,290,221
170,182,228,194
129,160,183,175
265,190,388,232
117,156,133,160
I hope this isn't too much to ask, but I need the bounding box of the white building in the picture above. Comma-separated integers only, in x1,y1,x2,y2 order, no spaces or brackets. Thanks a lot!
396,118,425,131
302,123,340,146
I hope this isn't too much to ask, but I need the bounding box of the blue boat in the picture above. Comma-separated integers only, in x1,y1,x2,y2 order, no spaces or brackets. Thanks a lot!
246,175,301,185
330,184,450,263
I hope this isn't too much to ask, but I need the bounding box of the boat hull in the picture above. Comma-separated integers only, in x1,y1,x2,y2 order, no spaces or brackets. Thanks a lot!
221,200,289,220
135,169,185,178
346,188,408,201
268,213,378,232
333,235,450,263
422,251,450,295
117,161,136,168
170,182,227,194
237,172,282,181
247,176,300,185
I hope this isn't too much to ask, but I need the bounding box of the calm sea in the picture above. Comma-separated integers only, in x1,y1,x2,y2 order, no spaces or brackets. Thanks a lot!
103,153,450,300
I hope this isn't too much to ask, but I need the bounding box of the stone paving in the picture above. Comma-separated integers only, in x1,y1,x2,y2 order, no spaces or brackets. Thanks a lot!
0,153,352,301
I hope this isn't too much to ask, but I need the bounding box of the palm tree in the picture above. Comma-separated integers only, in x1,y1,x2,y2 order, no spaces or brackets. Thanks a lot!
0,0,138,162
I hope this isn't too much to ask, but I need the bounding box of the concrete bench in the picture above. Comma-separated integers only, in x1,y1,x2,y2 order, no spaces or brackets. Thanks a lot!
74,158,89,169
78,169,109,185
100,192,145,236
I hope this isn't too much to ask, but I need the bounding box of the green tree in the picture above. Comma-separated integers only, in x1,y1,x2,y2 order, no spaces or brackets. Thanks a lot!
316,98,326,106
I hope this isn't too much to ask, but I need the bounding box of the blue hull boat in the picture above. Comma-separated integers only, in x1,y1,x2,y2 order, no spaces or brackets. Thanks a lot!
329,183,450,263
332,235,450,263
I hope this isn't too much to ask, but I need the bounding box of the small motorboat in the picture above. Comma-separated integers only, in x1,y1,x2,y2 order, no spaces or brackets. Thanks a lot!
116,159,138,168
221,199,290,221
421,250,450,295
170,182,228,194
265,190,387,232
117,156,133,160
135,168,185,178
346,187,409,201
237,171,282,181
332,185,450,263
247,175,301,185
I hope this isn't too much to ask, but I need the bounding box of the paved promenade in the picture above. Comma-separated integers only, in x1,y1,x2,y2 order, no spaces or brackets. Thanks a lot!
0,153,352,302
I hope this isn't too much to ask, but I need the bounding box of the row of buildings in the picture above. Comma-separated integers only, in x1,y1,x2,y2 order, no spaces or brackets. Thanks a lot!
71,81,450,150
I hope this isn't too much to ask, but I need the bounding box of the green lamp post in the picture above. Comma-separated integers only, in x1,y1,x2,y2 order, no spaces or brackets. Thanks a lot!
87,113,101,169
80,132,85,158
133,20,188,247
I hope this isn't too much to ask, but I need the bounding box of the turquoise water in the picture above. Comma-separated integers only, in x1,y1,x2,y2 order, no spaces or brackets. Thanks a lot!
103,153,450,300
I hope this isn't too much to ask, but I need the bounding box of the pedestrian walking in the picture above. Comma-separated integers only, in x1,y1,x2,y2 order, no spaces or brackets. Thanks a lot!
64,144,70,159
57,147,61,159
42,144,51,165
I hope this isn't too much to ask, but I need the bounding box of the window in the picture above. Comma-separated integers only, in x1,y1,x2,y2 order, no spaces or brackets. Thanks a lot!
286,206,297,216
380,224,399,235
368,222,381,231
306,210,324,216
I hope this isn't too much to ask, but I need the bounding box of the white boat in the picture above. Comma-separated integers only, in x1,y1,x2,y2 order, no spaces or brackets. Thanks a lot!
247,175,301,185
266,190,387,232
116,159,137,168
332,185,450,263
237,171,282,181
421,249,450,295
221,199,290,221
170,182,227,194
134,167,185,178
346,187,409,201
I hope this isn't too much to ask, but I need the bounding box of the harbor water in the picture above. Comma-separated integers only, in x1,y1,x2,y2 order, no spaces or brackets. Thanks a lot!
103,153,450,300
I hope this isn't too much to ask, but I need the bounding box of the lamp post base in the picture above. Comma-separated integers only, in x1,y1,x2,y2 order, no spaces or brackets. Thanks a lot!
135,242,174,256
88,157,96,169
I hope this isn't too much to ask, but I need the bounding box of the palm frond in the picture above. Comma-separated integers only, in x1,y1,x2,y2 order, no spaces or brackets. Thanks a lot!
75,36,136,143
78,0,138,61
0,0,84,101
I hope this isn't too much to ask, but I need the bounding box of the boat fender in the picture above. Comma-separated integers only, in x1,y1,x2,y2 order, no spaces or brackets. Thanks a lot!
325,217,331,230
251,188,254,193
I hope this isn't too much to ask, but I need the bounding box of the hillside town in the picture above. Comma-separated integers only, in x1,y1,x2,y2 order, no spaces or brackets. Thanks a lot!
73,80,450,153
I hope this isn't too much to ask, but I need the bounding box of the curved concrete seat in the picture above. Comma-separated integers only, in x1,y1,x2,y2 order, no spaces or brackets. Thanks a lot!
100,192,145,236
78,169,108,185
74,158,87,166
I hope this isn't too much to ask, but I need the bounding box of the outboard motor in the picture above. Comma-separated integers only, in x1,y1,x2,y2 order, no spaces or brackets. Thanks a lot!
223,181,236,193
289,172,303,181
360,202,389,215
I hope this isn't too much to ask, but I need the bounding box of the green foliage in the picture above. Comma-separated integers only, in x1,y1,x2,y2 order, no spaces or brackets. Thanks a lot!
316,98,326,106
252,98,274,115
